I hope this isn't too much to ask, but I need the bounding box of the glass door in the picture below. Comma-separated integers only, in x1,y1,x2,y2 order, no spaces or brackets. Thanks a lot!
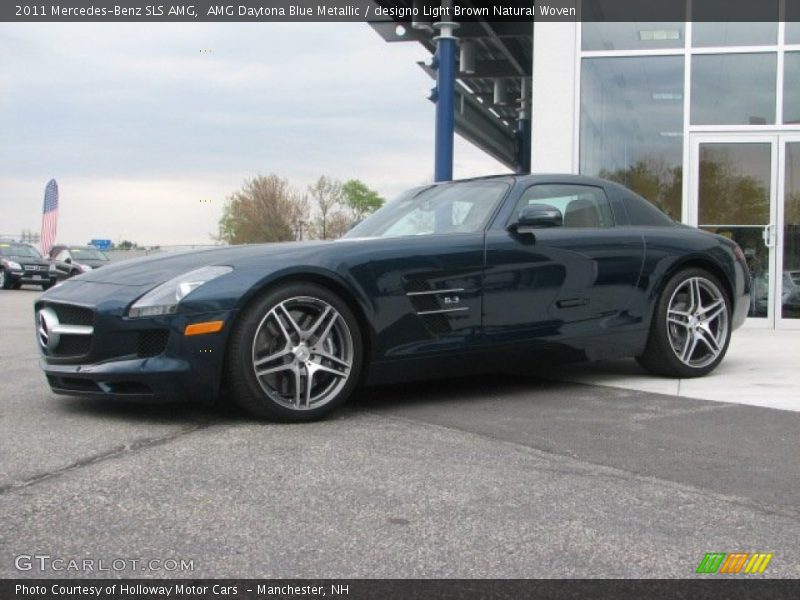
689,135,778,327
778,137,800,329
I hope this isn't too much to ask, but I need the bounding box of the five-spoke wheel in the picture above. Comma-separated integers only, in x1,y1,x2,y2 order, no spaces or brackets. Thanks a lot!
637,268,731,378
227,283,362,421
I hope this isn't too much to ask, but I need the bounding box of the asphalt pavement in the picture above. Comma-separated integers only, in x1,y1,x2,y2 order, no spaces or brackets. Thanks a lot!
1,287,799,578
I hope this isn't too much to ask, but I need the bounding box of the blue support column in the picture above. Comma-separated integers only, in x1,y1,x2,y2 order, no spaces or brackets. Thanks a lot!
433,19,458,182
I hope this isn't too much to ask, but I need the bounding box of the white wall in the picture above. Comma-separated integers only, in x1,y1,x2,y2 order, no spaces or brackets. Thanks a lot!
531,21,579,173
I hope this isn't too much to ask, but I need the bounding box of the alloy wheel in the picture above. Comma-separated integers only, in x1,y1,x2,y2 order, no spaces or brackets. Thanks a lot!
250,296,354,410
665,276,729,369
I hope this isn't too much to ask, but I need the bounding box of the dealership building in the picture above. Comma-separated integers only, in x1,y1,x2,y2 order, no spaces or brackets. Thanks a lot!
372,1,800,330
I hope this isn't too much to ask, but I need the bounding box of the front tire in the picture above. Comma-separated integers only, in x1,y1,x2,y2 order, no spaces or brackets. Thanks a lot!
636,268,731,378
0,269,12,290
227,282,363,421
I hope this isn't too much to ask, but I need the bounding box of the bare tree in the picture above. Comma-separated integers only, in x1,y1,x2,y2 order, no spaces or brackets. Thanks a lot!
217,175,308,244
307,176,343,240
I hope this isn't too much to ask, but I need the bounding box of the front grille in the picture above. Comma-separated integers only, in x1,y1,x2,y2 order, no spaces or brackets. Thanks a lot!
24,265,46,272
49,304,94,326
53,334,92,357
138,329,169,357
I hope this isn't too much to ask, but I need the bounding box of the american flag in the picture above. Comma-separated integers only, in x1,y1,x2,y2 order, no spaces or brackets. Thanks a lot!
40,179,59,256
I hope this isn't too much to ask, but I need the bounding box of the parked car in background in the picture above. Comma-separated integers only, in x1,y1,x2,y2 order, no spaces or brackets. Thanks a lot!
0,242,57,290
48,245,111,280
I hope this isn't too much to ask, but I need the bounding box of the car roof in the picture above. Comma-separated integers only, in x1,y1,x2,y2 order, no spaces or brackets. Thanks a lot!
438,173,613,187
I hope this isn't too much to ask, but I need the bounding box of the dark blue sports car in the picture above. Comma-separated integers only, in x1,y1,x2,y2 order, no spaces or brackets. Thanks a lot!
36,175,750,421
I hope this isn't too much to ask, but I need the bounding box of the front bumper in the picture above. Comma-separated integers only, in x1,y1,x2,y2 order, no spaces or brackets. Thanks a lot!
7,269,56,285
732,291,750,330
37,289,237,403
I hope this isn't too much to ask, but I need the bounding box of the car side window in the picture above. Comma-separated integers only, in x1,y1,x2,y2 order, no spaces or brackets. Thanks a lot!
512,184,615,228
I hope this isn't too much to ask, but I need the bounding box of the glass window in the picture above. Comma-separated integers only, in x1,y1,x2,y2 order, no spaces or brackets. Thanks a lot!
513,185,614,228
785,52,800,125
344,181,509,239
580,56,684,220
787,23,800,45
692,23,778,48
691,0,778,47
582,22,685,51
782,142,800,320
691,53,777,125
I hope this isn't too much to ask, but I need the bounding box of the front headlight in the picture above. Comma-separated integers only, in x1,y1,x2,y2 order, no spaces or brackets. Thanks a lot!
77,263,93,272
2,259,22,270
128,265,233,318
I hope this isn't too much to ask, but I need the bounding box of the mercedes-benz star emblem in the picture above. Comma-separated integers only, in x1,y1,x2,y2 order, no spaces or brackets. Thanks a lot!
37,308,60,353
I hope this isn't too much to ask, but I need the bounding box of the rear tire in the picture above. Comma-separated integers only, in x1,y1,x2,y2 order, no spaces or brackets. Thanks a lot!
636,268,731,378
226,282,363,422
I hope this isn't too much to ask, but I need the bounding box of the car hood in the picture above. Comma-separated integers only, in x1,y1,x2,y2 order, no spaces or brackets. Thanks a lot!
73,241,337,286
5,256,50,267
76,259,110,268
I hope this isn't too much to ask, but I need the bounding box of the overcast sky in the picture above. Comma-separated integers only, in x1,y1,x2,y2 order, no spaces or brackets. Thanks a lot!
0,23,508,246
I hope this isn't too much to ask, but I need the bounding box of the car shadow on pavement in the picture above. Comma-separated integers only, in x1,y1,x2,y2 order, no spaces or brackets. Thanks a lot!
50,394,246,426
347,372,568,414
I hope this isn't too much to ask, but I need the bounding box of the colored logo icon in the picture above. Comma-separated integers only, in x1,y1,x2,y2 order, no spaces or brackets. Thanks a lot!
696,552,773,574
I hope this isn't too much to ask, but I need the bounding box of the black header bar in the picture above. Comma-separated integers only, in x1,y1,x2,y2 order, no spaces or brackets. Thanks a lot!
4,579,800,600
3,1,800,23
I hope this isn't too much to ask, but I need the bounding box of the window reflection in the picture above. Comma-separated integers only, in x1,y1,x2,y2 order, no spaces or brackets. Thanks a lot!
784,52,800,125
580,56,684,219
692,0,778,47
698,143,772,318
582,22,684,51
691,54,777,125
698,144,771,226
787,23,800,45
783,143,800,319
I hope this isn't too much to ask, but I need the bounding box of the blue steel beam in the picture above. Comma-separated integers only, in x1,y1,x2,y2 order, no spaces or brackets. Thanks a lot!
433,18,457,182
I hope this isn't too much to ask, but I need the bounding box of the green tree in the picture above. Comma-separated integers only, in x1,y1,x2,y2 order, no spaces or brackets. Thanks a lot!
341,179,385,221
216,175,308,244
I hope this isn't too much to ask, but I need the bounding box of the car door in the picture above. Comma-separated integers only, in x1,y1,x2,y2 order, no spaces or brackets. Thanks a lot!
342,179,512,360
482,181,645,348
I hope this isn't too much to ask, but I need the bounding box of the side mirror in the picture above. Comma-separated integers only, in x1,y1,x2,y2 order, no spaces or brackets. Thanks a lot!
509,204,563,233
64,257,72,264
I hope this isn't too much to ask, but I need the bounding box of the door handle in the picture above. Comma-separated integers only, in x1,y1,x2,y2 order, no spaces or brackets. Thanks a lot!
762,224,776,248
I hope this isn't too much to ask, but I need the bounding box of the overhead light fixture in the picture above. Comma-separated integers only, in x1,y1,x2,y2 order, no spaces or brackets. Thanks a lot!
493,79,510,106
639,30,680,41
459,41,477,74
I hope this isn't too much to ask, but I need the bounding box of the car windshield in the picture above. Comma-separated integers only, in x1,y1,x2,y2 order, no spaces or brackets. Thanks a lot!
0,244,41,258
70,247,108,260
343,180,510,239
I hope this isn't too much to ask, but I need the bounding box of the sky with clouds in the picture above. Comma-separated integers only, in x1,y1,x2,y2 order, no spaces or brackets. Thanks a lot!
0,22,508,246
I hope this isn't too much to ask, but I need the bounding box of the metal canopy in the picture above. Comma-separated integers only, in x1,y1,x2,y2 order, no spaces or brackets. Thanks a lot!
369,2,532,172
